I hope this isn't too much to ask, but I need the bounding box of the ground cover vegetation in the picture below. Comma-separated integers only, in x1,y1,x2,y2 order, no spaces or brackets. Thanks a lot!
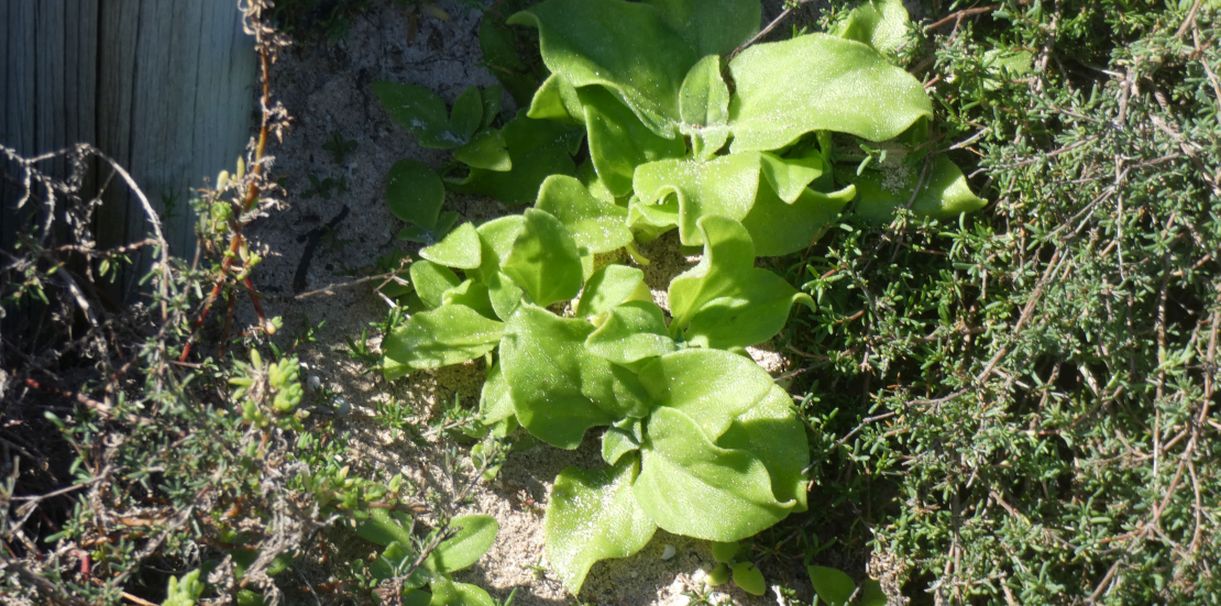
0,0,1217,604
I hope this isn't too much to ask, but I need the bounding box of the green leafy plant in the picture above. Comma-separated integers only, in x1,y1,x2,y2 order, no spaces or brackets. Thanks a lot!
356,509,500,605
374,0,985,596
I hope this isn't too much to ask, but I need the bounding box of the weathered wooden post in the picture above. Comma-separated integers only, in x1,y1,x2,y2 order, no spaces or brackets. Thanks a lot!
1,0,257,290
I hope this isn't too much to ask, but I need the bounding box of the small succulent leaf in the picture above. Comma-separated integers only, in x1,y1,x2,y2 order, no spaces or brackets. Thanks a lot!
633,406,792,541
707,562,731,586
479,85,504,130
508,0,694,135
644,0,760,57
476,215,527,266
731,562,767,596
502,208,584,307
758,152,825,204
534,175,632,254
501,305,647,449
860,579,888,606
373,81,467,149
486,270,525,321
602,418,644,465
356,508,414,548
831,0,911,59
424,515,499,574
454,130,512,172
545,460,657,593
440,280,497,320
849,155,986,222
585,301,676,365
527,74,584,123
409,260,461,310
627,195,681,243
678,55,731,159
162,569,204,606
575,265,652,319
808,565,857,606
450,115,579,206
429,578,495,606
450,86,485,142
479,363,515,426
387,160,446,227
667,216,811,349
382,305,504,377
727,34,932,151
580,87,686,198
710,541,739,563
420,222,482,270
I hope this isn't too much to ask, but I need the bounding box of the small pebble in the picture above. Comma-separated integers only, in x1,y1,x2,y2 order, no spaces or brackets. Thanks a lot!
661,544,676,560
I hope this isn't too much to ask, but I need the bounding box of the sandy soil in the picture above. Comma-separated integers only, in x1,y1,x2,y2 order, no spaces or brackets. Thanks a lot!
246,2,806,603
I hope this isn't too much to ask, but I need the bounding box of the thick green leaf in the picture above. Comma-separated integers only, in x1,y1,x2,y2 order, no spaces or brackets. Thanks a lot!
440,280,497,320
633,407,791,541
808,565,856,606
387,160,445,228
645,0,760,57
637,349,808,511
500,305,648,449
633,153,758,247
502,208,584,307
678,55,731,159
850,155,986,222
741,179,855,257
585,301,676,365
472,217,529,321
420,222,482,270
382,305,504,378
580,87,685,198
509,0,694,135
409,260,461,310
716,383,810,510
454,130,511,172
831,0,911,58
451,115,579,206
527,74,584,123
727,34,932,151
450,86,485,142
545,460,657,593
373,81,468,149
479,85,503,130
425,515,499,574
637,348,773,438
758,152,824,204
429,578,495,606
479,363,515,426
476,215,526,265
667,216,812,349
356,509,414,548
575,265,652,319
534,176,632,254
732,562,766,596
